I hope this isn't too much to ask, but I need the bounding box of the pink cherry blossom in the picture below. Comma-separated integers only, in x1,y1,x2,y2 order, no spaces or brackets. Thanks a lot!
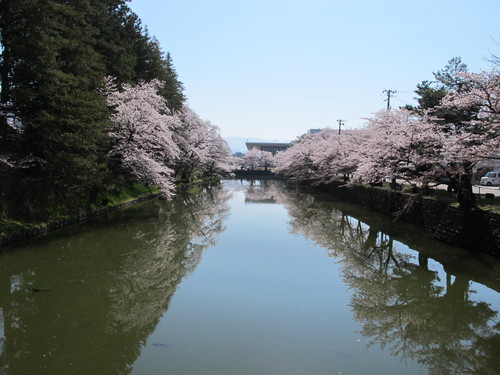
243,149,275,170
106,79,232,197
106,79,181,198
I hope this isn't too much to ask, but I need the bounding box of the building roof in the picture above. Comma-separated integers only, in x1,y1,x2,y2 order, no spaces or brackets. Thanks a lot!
245,142,291,148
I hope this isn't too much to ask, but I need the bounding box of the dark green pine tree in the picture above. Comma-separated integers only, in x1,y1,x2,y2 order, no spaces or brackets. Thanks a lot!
133,27,163,82
158,52,186,112
92,0,138,85
132,28,185,112
2,0,112,218
1,0,187,219
405,57,470,120
406,80,447,111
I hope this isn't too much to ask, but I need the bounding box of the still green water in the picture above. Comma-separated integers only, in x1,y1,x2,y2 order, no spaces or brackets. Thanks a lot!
1,179,499,375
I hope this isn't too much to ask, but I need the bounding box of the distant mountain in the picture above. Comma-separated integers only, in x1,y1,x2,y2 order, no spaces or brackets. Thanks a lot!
224,136,289,154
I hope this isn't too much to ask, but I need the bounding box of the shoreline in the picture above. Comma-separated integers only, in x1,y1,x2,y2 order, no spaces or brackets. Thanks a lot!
0,179,220,247
312,180,500,256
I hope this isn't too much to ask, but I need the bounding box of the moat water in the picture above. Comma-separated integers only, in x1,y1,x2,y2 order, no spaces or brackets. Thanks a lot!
1,179,499,374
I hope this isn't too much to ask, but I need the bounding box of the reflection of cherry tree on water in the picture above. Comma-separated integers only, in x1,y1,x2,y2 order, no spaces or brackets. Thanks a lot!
243,179,287,203
274,184,500,374
108,184,232,331
0,184,231,375
347,246,498,375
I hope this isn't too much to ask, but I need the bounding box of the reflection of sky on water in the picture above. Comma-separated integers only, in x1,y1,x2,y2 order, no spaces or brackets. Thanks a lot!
135,181,427,374
403,245,500,317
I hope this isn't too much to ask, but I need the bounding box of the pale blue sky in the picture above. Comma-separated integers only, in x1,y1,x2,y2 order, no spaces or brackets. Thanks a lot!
129,0,499,141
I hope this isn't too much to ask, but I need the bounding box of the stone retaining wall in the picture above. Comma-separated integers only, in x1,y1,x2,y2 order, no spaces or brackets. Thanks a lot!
318,181,500,255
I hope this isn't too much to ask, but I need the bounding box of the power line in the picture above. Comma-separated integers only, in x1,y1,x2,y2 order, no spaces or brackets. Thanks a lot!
392,96,412,106
345,92,386,121
342,88,414,127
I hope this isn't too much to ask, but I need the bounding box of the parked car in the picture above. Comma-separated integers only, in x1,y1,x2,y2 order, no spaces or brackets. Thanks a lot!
480,171,500,186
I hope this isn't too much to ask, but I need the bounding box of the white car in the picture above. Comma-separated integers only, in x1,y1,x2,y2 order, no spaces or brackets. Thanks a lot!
480,171,500,186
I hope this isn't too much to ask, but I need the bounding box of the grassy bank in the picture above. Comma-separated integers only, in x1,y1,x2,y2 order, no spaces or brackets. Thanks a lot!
0,183,161,243
0,178,223,245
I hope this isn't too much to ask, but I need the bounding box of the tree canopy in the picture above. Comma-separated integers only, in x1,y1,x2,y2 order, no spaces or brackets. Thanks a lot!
274,60,500,208
0,1,229,221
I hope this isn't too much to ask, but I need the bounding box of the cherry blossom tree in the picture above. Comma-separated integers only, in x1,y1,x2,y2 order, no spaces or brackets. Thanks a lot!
308,128,361,183
274,129,360,183
436,69,500,206
106,80,232,195
274,113,457,195
354,109,444,188
274,70,499,208
200,125,233,177
354,70,499,207
174,106,212,180
106,79,180,198
174,106,232,180
242,149,275,171
273,132,325,182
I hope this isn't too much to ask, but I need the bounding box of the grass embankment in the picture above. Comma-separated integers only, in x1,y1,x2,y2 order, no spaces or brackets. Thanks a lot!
92,183,160,208
476,197,500,214
0,183,160,240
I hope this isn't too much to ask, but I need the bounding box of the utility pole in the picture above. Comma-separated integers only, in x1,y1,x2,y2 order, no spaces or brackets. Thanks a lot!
337,119,344,135
383,89,397,110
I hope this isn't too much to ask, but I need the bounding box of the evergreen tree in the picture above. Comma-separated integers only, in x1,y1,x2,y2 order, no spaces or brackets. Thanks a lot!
408,80,447,111
158,52,186,112
92,0,138,85
0,0,187,219
133,27,163,82
405,57,477,128
133,28,185,111
433,56,469,92
1,0,112,218
406,57,469,114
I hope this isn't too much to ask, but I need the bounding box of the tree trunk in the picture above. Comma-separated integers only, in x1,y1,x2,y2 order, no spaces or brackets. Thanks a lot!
456,168,476,209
